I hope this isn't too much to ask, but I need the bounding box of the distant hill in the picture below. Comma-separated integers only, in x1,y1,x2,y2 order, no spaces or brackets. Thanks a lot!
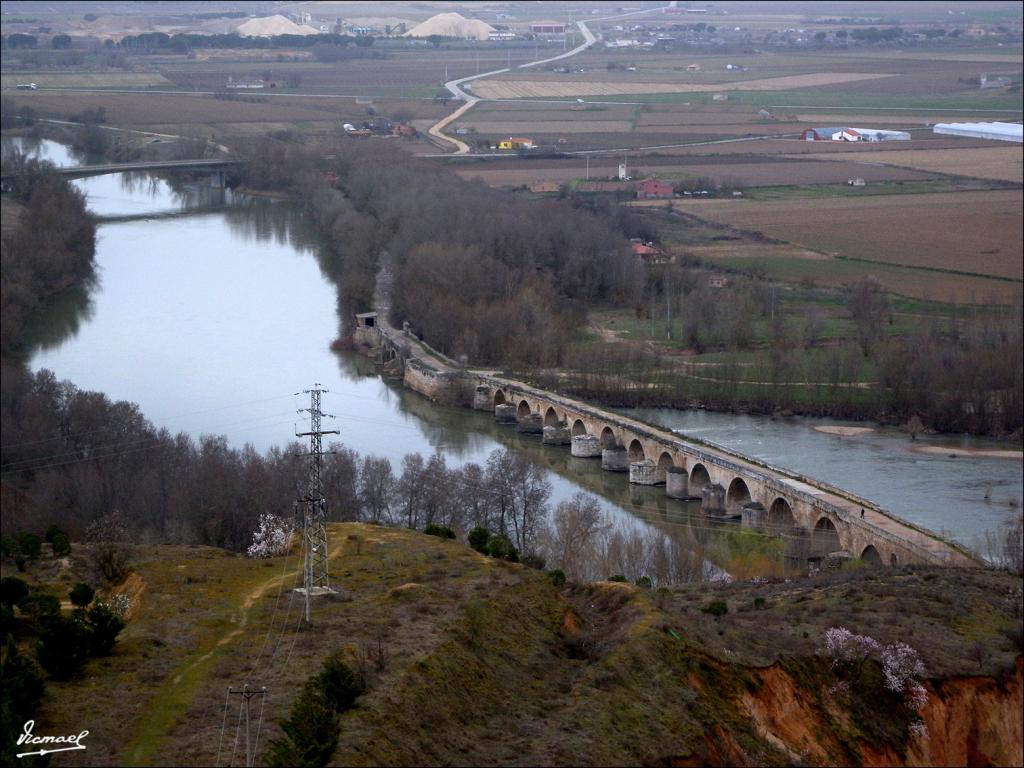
15,524,1023,767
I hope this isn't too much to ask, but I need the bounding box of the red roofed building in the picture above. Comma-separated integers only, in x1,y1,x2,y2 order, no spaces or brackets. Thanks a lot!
636,179,674,200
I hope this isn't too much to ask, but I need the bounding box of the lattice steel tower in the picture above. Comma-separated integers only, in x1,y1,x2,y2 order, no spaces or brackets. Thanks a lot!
295,384,338,622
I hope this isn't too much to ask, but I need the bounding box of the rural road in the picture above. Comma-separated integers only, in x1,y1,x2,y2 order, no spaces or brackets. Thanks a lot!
428,1,676,154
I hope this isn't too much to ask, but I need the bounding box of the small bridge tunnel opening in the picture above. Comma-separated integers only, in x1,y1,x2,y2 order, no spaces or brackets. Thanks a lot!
544,407,560,428
813,517,842,554
494,389,506,407
600,426,617,449
517,400,532,419
690,463,711,492
727,478,751,508
571,419,587,437
627,439,646,463
768,498,796,532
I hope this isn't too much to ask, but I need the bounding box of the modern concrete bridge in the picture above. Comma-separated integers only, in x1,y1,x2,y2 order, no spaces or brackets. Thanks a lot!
1,158,240,182
52,158,240,180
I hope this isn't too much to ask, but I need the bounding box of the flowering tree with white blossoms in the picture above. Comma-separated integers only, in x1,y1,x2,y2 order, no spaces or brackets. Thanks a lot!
247,513,293,558
822,626,929,739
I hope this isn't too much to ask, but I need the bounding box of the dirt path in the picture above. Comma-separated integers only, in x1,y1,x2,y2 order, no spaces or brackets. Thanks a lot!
123,533,347,765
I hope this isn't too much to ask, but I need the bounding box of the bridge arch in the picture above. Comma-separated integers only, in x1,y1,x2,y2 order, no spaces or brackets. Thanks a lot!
627,439,646,463
813,517,841,553
727,478,751,508
571,419,587,437
767,498,795,531
517,400,532,419
493,389,506,406
544,407,560,427
599,426,617,449
657,451,675,473
689,463,711,491
860,545,882,566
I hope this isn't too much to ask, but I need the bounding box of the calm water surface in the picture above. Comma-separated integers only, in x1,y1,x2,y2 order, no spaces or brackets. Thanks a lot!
13,139,1021,547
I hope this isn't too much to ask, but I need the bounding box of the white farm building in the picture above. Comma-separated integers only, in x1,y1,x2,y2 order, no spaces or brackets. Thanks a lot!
932,122,1023,143
801,127,910,142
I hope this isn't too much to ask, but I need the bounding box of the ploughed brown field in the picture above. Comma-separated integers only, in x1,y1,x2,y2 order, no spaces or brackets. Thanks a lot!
684,190,1024,281
805,147,1024,183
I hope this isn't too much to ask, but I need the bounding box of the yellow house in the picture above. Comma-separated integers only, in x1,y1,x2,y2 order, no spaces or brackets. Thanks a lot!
499,137,534,150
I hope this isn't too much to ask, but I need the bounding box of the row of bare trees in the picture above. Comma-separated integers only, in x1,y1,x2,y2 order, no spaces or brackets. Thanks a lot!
232,137,641,366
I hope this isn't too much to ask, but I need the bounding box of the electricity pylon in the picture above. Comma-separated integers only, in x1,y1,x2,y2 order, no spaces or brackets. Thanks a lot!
295,384,338,622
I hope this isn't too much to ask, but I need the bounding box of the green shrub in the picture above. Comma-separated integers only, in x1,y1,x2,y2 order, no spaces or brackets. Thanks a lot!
15,532,42,560
268,651,365,767
20,593,61,621
0,577,29,606
69,583,95,608
635,576,652,589
316,651,364,712
51,532,71,557
423,524,455,540
467,527,490,552
548,569,566,587
44,524,65,544
702,601,728,617
607,575,628,583
268,678,339,768
1,637,46,765
485,534,518,562
86,603,124,656
753,597,766,610
37,614,93,679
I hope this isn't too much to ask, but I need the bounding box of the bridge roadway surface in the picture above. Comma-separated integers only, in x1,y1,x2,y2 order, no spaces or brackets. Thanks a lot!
365,318,976,569
49,158,240,179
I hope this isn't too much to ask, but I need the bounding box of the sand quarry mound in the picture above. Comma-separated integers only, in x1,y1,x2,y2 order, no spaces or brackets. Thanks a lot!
405,12,495,41
236,15,319,37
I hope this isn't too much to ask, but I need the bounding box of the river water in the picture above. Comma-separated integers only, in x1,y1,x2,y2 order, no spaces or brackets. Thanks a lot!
11,138,1022,549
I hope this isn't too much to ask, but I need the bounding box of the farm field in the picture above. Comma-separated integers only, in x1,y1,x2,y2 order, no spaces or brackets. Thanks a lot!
806,146,1024,183
0,72,172,88
471,73,896,99
2,90,449,138
682,190,1024,281
454,156,939,188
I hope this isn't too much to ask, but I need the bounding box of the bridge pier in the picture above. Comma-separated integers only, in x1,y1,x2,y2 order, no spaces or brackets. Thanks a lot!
472,385,493,411
494,404,518,424
702,484,730,517
571,434,602,458
629,459,659,485
516,413,544,434
601,446,628,472
665,467,689,499
741,502,767,530
542,422,572,445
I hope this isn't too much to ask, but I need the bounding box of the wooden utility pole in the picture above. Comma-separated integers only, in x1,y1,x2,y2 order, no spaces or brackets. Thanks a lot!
228,684,267,767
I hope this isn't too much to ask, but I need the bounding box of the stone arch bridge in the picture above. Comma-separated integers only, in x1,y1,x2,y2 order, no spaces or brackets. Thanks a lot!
473,376,974,568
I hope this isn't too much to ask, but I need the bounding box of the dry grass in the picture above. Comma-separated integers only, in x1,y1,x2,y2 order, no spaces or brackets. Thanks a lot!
10,528,1022,767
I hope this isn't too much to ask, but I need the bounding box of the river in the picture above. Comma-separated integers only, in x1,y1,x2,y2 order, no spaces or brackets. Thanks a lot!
11,137,1022,550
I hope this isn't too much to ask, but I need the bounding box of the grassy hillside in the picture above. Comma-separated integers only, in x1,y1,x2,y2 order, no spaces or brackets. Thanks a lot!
8,524,1022,766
